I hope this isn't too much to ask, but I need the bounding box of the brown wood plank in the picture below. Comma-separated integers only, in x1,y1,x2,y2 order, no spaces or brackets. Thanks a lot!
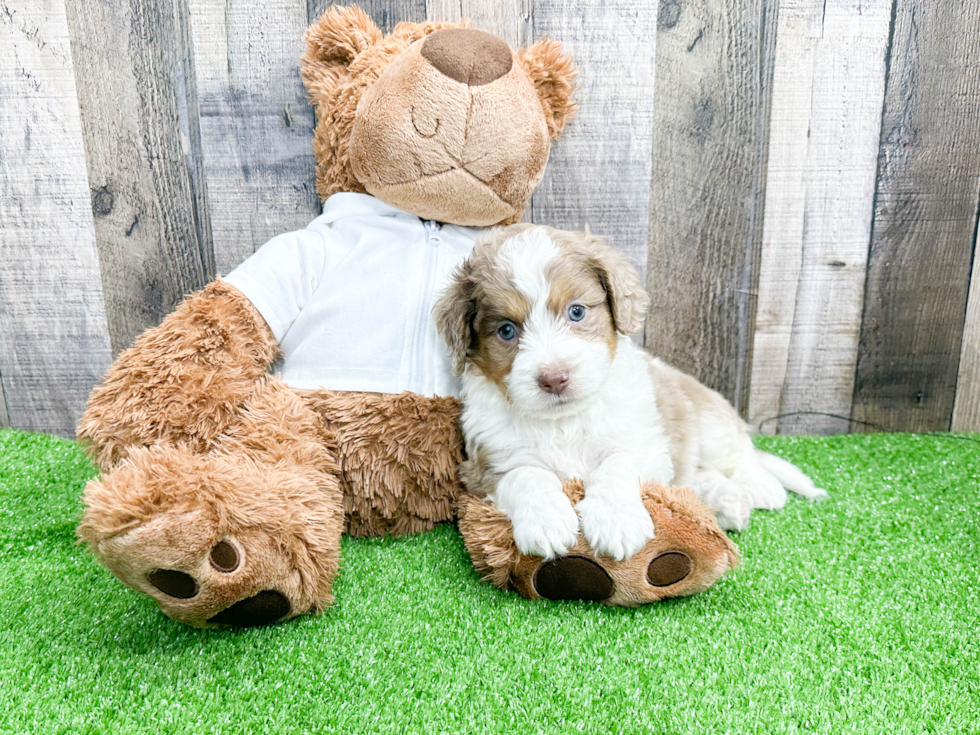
65,0,213,355
0,0,113,436
852,0,980,433
643,0,776,411
530,0,658,336
187,0,322,275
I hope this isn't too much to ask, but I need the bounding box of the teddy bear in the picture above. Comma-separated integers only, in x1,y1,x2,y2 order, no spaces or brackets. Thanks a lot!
77,5,738,628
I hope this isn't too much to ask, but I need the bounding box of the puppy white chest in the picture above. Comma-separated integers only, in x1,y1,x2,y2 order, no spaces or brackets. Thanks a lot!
461,338,673,483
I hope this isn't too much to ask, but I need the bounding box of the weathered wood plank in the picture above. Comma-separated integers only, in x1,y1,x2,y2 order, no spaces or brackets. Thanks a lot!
310,0,426,31
951,228,980,431
748,0,892,435
187,0,321,275
0,372,9,428
426,0,531,47
531,0,657,305
852,0,980,433
65,0,213,355
644,0,776,409
0,0,113,436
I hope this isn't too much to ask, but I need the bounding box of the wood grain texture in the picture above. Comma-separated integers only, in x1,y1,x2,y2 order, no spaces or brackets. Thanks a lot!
187,0,321,275
426,0,531,47
531,0,657,305
0,0,113,436
0,372,9,428
65,0,213,355
644,0,776,409
310,0,426,31
852,0,980,433
748,0,893,434
951,227,980,431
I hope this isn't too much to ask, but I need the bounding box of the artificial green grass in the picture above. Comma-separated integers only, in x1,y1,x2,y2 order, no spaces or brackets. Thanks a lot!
1,427,977,734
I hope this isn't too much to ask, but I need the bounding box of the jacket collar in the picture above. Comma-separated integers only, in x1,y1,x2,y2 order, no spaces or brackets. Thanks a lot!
318,192,482,241
318,192,415,224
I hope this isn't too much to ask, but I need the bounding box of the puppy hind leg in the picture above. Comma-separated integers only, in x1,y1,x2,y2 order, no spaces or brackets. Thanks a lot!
690,469,752,531
730,455,788,511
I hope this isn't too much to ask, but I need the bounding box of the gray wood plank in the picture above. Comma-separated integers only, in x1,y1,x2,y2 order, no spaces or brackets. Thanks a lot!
310,0,426,31
65,0,213,355
187,0,322,275
852,0,980,433
426,0,531,47
951,227,980,431
531,0,657,331
0,372,9,428
0,0,113,436
644,0,776,410
749,0,893,435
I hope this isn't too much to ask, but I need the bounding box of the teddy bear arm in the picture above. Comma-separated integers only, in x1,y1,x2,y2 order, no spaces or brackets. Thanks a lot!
77,280,280,470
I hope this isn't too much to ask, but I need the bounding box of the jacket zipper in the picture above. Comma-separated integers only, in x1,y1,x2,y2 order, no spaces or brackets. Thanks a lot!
414,220,442,392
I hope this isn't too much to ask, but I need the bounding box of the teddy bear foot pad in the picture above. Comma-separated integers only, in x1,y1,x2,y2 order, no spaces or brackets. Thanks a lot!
533,553,694,602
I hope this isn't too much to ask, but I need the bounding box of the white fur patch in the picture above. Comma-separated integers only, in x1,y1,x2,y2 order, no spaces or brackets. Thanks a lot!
498,228,560,304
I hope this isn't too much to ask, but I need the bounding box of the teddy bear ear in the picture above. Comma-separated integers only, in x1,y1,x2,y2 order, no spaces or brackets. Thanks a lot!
516,38,579,139
301,5,384,103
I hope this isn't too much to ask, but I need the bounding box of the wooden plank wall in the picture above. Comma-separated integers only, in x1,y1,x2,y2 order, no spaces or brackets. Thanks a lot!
1,0,979,437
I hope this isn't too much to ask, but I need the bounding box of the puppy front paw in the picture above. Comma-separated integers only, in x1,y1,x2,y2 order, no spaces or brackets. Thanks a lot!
576,493,655,561
510,497,580,560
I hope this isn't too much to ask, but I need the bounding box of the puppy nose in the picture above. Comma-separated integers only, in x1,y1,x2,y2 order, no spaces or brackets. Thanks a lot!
420,28,513,86
538,369,570,395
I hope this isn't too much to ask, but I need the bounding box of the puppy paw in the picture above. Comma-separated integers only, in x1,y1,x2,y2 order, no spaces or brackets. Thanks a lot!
712,500,752,531
733,464,787,511
575,493,655,561
691,470,752,531
510,496,580,560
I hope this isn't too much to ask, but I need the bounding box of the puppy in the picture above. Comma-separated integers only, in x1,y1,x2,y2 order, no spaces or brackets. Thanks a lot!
433,224,826,561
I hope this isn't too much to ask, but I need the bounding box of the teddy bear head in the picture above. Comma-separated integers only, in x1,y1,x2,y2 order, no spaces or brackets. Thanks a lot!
301,5,577,227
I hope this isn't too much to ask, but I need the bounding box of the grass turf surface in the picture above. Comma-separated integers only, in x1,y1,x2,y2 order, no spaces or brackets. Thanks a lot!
0,428,977,734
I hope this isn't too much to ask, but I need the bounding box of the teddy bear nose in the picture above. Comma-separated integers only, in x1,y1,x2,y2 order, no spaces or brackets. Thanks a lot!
420,28,513,86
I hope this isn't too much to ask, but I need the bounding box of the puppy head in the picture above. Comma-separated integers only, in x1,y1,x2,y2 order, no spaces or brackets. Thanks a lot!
434,225,647,415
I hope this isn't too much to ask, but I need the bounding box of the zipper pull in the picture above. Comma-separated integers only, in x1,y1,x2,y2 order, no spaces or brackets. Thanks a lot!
424,220,442,245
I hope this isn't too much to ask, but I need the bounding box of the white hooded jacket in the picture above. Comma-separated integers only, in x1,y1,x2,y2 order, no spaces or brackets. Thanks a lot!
224,192,480,398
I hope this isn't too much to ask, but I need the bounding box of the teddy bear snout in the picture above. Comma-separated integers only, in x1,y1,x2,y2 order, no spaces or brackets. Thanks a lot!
420,28,513,86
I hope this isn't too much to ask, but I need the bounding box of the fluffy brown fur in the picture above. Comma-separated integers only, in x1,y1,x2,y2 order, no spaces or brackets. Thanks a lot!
79,378,344,627
301,390,464,537
77,281,280,468
457,480,739,606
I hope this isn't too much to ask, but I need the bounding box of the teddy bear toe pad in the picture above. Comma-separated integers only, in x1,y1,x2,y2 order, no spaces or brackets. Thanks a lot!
534,556,615,602
208,590,291,627
646,551,694,587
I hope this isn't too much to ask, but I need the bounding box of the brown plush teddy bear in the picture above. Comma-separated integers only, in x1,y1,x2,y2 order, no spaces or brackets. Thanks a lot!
77,5,737,628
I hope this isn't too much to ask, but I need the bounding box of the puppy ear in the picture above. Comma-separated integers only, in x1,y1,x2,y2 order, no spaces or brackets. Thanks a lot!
587,235,648,335
433,261,477,376
301,6,383,103
516,38,578,139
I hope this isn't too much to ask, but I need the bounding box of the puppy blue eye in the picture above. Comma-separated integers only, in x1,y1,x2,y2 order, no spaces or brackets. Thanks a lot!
497,322,518,341
568,305,587,322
